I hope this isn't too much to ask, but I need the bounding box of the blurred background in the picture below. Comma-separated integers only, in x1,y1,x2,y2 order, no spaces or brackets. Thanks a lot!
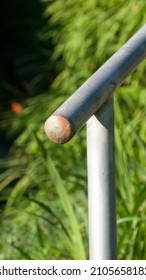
0,0,146,259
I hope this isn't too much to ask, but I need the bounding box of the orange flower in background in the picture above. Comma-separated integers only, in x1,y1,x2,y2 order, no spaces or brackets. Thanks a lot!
10,101,23,113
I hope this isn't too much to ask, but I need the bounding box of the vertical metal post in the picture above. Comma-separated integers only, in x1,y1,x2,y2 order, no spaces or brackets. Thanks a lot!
87,95,117,260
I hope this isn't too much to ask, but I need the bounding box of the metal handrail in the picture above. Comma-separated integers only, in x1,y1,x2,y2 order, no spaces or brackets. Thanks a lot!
44,25,146,259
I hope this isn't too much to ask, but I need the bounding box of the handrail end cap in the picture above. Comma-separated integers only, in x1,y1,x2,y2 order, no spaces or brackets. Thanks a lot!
44,115,73,144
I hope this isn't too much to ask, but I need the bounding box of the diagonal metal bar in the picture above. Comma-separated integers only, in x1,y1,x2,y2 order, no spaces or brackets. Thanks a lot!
44,24,146,144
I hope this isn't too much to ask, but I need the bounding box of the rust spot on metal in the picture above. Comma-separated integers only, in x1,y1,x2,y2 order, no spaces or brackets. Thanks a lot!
44,115,73,144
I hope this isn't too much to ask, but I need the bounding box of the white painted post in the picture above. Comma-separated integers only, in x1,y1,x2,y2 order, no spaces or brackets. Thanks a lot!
87,95,116,259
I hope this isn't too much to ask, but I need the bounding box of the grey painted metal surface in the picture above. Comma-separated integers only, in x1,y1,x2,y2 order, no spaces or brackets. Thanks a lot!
44,24,146,144
87,96,116,259
44,25,146,260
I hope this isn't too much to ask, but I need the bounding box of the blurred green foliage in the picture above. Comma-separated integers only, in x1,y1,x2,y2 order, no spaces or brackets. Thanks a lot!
0,0,146,259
